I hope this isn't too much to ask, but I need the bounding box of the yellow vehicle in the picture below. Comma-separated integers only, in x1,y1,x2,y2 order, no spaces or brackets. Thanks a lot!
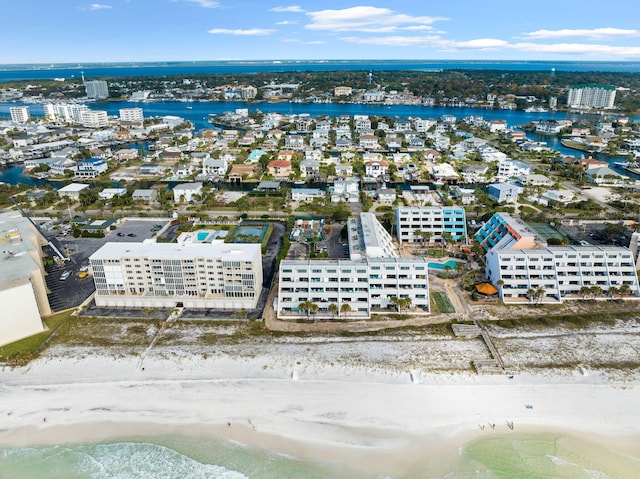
78,271,89,279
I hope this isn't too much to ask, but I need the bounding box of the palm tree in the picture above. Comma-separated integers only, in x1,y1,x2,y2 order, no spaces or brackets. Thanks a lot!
399,297,412,312
589,285,603,300
527,288,537,304
619,284,632,297
328,303,338,319
308,302,319,321
340,303,352,319
607,285,619,299
389,296,401,312
298,301,310,318
579,285,591,299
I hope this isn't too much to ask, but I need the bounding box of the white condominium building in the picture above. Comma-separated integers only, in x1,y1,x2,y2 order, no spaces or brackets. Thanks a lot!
80,109,109,128
119,107,144,125
9,106,30,124
479,213,639,303
567,84,616,109
90,241,263,310
44,103,90,123
396,206,468,243
487,246,639,303
347,212,398,260
277,257,430,319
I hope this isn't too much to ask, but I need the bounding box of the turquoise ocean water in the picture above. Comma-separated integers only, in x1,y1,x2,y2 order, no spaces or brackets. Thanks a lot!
1,432,638,479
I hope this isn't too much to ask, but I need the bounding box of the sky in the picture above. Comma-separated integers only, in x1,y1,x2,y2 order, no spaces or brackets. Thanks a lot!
2,1,640,64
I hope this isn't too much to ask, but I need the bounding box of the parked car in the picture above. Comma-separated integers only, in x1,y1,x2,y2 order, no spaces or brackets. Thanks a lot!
60,270,70,281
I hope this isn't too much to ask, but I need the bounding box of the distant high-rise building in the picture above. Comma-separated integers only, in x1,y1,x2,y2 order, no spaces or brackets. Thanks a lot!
9,106,30,124
84,80,109,100
44,103,90,123
567,84,616,109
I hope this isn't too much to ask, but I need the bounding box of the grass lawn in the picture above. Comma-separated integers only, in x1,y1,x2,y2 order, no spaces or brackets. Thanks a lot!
431,292,456,314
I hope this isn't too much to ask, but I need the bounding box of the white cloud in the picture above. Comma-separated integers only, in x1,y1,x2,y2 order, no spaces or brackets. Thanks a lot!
271,5,304,13
522,27,640,40
306,6,447,32
512,42,640,57
186,0,219,7
89,3,112,10
276,20,297,25
340,35,506,50
208,28,275,35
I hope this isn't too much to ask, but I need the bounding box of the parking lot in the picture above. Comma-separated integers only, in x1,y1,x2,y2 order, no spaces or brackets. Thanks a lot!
44,219,170,312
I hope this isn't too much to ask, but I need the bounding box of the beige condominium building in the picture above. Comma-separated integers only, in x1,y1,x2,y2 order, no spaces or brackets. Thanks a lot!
0,211,49,346
90,240,263,310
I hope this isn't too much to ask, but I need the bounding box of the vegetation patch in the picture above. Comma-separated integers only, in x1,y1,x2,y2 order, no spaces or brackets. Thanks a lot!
431,292,456,314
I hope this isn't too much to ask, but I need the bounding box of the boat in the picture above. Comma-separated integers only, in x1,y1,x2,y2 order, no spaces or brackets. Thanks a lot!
186,105,193,109
524,106,548,113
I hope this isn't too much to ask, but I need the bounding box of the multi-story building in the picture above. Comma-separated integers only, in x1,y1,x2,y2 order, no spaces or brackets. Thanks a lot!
89,241,263,310
277,257,430,319
475,213,540,252
9,106,30,124
567,84,616,109
44,103,90,123
0,211,49,346
486,245,639,303
630,232,640,270
347,212,398,260
75,158,108,179
479,213,639,303
80,109,109,128
119,107,144,126
84,80,109,100
396,206,467,243
497,159,531,181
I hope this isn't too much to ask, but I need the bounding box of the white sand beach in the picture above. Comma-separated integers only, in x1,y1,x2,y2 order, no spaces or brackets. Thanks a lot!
2,332,640,477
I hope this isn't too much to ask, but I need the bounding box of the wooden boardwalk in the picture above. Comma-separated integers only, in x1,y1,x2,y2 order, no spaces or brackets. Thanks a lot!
453,320,507,374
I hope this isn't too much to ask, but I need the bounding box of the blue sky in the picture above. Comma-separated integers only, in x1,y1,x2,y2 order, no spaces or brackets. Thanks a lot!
3,1,640,63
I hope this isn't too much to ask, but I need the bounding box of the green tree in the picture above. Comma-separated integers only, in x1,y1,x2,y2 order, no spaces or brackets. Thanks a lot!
339,303,352,319
328,303,338,319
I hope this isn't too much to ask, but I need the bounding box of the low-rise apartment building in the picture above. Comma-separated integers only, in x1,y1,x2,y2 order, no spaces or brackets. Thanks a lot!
478,213,639,303
277,257,430,319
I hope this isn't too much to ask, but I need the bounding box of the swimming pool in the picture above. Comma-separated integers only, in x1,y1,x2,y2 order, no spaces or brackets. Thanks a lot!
428,259,463,270
196,231,210,242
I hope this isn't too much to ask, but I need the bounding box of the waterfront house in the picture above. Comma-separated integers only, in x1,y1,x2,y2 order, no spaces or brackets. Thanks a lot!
57,183,90,200
267,159,292,179
228,164,259,182
75,157,108,179
300,159,320,178
132,189,158,203
585,167,627,185
488,183,523,203
173,182,203,203
331,178,360,203
99,188,127,200
291,188,324,202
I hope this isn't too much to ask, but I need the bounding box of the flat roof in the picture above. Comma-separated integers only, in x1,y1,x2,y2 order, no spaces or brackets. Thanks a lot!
58,183,90,192
0,212,42,287
90,241,260,262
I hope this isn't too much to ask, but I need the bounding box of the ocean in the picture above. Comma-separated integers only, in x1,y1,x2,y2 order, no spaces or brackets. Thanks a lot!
1,432,638,478
1,59,640,82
